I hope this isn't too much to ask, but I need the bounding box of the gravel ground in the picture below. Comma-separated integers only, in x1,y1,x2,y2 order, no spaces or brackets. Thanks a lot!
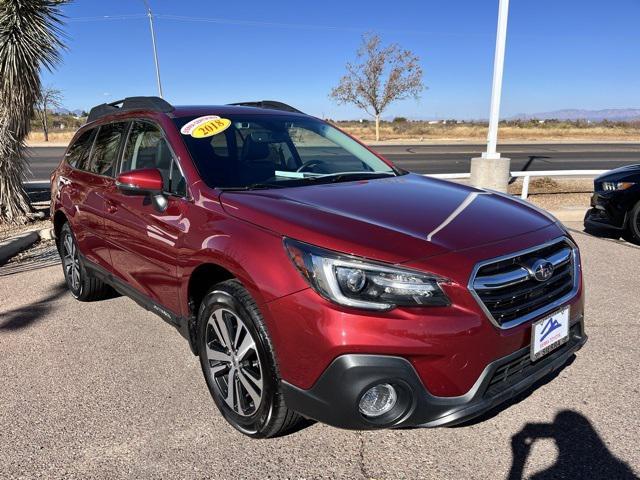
0,239,59,277
0,225,638,479
0,219,50,242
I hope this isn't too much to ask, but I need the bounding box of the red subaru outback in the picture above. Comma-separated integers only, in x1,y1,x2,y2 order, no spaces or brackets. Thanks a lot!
51,97,586,437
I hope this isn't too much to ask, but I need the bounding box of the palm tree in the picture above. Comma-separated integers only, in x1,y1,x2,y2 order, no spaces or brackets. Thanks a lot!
0,0,67,224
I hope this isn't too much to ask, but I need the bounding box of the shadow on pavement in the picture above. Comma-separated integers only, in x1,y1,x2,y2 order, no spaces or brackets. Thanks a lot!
0,282,67,331
508,155,551,184
508,410,638,480
0,243,60,277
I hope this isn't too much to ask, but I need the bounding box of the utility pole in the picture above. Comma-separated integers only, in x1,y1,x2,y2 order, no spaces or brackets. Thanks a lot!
470,0,511,192
143,0,163,98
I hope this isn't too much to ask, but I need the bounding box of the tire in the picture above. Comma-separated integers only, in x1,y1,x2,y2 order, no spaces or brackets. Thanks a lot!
58,222,112,301
625,201,640,245
197,279,304,438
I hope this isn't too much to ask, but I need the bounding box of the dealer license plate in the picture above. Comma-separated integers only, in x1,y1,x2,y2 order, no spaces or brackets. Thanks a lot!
530,307,569,361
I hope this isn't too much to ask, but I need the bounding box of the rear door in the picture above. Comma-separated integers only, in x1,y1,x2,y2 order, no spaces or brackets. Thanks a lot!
59,123,127,272
56,127,99,262
102,120,188,315
73,121,128,271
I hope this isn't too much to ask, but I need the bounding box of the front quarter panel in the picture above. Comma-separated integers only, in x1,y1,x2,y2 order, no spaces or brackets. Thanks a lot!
176,184,309,317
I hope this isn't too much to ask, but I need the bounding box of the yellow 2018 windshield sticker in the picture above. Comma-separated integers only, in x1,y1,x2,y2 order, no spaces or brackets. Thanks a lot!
180,115,232,138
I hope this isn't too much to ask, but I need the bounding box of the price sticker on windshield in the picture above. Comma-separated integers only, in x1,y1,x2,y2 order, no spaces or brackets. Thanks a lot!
180,115,231,138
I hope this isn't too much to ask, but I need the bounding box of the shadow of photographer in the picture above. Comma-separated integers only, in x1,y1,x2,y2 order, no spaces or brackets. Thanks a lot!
508,410,637,480
0,281,68,331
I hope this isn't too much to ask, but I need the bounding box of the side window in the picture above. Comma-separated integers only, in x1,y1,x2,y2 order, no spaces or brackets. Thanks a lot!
66,128,96,170
88,122,127,176
122,121,186,196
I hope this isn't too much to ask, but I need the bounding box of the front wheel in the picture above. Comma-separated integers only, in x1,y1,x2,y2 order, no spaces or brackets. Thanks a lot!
197,279,304,438
626,201,640,245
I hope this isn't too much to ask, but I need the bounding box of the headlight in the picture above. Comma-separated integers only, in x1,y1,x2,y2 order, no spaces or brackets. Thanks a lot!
602,181,635,191
284,238,450,310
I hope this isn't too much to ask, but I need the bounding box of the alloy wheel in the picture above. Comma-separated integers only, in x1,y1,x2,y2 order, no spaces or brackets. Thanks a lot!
62,232,81,292
205,308,263,417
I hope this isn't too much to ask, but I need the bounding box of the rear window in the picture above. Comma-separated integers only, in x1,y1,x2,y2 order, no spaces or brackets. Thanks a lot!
66,128,96,170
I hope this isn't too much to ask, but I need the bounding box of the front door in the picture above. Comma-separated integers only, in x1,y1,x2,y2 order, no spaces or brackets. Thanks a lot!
102,120,188,316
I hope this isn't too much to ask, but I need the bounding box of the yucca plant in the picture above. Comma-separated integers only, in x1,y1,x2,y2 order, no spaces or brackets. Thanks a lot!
0,0,67,224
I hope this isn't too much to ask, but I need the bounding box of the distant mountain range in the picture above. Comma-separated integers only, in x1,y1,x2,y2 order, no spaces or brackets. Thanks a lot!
51,107,86,116
511,108,640,122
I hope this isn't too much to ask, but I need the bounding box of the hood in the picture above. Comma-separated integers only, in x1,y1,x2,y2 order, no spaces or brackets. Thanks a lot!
219,174,556,264
596,164,640,182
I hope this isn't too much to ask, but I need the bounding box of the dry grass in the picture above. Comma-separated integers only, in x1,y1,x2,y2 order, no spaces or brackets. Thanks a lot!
27,131,76,144
338,122,640,142
25,122,640,145
507,177,593,196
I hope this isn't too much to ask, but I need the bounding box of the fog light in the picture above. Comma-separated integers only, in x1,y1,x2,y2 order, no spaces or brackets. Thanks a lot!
358,383,397,417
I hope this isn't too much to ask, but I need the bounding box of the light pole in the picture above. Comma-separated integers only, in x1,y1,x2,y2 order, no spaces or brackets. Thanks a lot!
470,0,511,192
142,0,163,98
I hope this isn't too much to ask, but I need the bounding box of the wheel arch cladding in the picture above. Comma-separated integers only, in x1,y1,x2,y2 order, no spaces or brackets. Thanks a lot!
187,263,235,354
53,210,68,247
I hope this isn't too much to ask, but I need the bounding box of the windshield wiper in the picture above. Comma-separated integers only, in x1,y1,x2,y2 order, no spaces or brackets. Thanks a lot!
219,183,285,191
305,171,397,184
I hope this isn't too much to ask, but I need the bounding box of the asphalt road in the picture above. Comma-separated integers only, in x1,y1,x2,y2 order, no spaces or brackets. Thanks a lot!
26,143,640,181
1,226,638,479
375,143,640,174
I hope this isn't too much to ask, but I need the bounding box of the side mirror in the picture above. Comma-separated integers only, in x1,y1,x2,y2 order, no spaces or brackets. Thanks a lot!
116,168,164,195
116,168,168,212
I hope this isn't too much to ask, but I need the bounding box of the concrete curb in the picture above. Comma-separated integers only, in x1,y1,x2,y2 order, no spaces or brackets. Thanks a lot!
0,230,40,265
38,227,55,241
0,227,53,265
547,207,589,223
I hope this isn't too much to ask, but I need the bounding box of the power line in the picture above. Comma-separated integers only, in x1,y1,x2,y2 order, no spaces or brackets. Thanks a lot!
67,14,146,22
154,14,485,37
65,13,487,38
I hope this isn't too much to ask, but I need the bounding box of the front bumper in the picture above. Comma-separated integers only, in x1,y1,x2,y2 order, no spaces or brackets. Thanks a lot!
282,318,587,430
584,207,626,232
584,190,629,231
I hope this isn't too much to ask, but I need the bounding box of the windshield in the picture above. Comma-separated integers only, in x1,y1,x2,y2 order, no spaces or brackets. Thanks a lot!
173,114,396,189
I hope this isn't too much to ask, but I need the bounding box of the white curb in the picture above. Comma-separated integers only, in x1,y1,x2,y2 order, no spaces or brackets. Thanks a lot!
0,230,40,265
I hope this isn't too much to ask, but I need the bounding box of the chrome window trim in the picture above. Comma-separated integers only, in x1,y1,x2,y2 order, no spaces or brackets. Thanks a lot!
468,236,580,330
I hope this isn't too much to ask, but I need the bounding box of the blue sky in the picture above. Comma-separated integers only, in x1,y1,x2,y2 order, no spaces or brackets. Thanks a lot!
45,0,640,120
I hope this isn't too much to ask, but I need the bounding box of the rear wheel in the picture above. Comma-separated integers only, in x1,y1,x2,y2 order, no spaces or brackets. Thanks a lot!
197,279,304,438
59,223,112,301
626,201,640,245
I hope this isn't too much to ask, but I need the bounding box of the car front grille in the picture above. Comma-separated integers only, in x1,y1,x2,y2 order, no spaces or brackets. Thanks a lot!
470,238,578,329
484,323,581,398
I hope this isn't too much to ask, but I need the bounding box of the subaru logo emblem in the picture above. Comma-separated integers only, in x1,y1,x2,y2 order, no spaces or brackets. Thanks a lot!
531,259,554,282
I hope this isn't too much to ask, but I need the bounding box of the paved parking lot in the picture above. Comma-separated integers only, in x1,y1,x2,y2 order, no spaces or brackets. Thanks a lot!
1,225,638,479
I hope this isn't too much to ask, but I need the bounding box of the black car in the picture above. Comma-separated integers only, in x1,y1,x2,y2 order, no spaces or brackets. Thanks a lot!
584,164,640,243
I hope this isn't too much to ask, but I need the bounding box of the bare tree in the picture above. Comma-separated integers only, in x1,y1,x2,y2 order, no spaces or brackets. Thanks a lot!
330,33,424,141
35,86,63,142
0,0,67,224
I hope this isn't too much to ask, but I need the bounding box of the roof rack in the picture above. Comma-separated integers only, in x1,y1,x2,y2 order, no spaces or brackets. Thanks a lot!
228,100,303,114
87,96,174,123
